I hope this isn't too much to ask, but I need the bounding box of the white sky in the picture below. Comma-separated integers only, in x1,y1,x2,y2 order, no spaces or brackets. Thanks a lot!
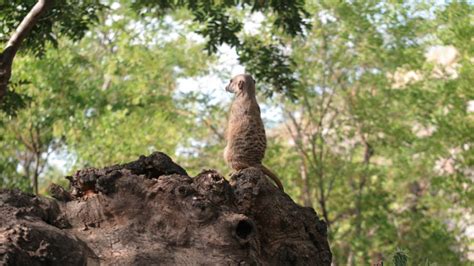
175,44,245,106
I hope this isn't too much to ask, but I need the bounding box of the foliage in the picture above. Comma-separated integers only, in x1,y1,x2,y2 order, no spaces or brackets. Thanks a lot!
0,0,105,55
267,1,472,264
392,249,408,266
0,0,473,265
0,2,212,192
130,0,308,98
1,0,307,113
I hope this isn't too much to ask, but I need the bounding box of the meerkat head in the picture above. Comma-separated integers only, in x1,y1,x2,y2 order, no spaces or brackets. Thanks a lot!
225,74,256,96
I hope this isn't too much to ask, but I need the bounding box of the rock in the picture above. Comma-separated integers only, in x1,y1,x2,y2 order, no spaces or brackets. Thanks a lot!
0,152,331,265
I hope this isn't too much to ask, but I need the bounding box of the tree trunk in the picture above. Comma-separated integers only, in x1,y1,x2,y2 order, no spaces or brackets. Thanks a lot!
299,158,313,208
0,0,53,101
0,152,332,265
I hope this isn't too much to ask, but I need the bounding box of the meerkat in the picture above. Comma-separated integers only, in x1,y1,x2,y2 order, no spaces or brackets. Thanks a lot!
223,74,284,191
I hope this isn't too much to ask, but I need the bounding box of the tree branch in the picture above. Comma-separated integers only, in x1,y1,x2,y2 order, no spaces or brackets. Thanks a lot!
285,110,314,166
203,118,225,141
0,0,53,101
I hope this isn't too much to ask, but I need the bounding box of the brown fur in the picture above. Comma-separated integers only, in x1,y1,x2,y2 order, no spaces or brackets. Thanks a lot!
224,74,284,191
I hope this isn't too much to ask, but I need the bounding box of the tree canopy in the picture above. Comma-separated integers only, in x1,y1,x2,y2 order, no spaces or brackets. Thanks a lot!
0,0,473,265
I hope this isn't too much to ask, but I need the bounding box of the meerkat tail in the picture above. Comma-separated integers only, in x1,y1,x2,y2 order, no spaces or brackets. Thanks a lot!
260,165,284,191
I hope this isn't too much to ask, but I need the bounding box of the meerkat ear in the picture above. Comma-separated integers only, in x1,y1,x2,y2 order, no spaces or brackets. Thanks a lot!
238,80,245,90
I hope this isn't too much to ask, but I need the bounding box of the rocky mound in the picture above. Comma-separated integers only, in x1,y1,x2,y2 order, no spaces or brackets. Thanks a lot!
0,152,331,265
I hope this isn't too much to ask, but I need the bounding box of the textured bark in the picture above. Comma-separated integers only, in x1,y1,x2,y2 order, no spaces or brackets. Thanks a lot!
0,152,331,265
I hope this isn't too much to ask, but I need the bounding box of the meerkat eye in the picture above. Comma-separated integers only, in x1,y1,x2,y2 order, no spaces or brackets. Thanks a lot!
230,79,233,83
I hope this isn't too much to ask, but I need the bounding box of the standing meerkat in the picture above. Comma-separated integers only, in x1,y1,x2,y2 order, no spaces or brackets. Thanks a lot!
224,74,284,191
